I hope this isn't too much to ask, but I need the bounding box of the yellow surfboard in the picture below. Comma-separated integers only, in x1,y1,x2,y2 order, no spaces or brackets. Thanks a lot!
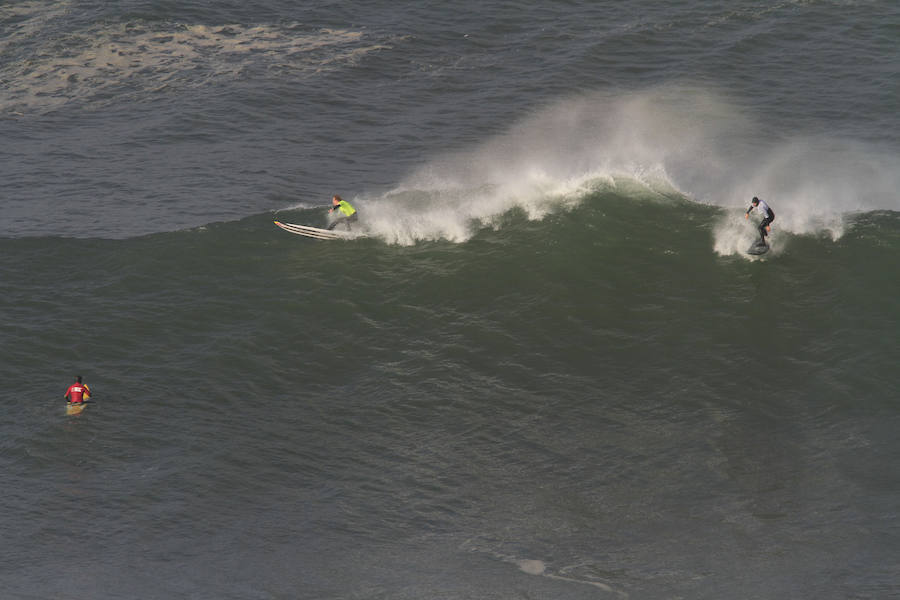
66,402,86,415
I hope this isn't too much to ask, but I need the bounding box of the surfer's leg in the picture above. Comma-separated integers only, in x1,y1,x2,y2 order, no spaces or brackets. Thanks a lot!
759,216,773,242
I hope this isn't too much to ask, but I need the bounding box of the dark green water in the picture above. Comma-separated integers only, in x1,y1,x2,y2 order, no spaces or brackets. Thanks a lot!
3,191,898,598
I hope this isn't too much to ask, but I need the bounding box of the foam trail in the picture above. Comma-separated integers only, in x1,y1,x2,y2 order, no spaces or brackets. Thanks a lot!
461,539,626,597
712,212,776,259
0,11,398,114
516,559,622,594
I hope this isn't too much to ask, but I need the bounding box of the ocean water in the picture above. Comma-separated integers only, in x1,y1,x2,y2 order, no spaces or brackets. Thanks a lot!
1,1,899,599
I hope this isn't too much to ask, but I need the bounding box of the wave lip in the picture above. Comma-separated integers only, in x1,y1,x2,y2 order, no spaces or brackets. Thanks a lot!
354,87,900,248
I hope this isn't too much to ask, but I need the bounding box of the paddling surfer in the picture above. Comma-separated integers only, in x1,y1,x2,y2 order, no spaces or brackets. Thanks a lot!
745,196,775,245
327,195,358,231
64,375,90,405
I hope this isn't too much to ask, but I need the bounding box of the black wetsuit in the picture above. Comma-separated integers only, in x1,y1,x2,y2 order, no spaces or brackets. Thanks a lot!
747,199,775,243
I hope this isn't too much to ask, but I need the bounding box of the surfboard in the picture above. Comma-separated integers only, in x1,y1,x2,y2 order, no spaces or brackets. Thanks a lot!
274,221,346,240
747,238,770,255
66,402,86,415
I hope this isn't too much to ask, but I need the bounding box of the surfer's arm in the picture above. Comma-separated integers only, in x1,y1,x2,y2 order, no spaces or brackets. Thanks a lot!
744,206,754,218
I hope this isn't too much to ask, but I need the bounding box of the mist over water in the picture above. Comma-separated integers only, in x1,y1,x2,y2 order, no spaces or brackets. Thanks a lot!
328,86,900,251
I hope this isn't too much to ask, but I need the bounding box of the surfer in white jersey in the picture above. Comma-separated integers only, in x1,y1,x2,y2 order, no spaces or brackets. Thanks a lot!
745,196,775,245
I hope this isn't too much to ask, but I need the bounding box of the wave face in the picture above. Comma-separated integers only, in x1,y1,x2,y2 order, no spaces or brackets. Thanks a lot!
1,1,899,599
3,195,899,598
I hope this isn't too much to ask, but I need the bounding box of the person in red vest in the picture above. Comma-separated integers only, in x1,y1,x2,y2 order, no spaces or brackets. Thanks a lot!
64,375,91,404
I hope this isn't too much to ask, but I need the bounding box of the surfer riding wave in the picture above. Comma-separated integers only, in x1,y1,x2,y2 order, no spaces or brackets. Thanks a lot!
745,196,774,245
328,195,358,231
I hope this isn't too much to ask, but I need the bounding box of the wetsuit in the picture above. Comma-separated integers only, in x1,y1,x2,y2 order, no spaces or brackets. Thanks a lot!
747,198,775,243
328,199,358,231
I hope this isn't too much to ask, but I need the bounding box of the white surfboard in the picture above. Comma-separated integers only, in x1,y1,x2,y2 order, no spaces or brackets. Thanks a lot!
274,221,346,240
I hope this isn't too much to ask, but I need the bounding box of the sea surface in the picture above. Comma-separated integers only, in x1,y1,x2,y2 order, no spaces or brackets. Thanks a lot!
1,1,899,599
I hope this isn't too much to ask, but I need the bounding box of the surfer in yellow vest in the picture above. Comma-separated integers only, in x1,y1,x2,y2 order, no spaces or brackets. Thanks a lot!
64,375,91,404
327,195,358,231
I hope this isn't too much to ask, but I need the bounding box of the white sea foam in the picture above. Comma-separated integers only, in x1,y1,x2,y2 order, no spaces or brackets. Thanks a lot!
460,538,626,597
0,10,398,114
710,135,900,256
346,86,899,248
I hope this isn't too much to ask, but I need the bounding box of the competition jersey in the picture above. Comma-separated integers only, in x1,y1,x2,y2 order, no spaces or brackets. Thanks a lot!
66,383,89,403
755,199,773,218
336,200,356,217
